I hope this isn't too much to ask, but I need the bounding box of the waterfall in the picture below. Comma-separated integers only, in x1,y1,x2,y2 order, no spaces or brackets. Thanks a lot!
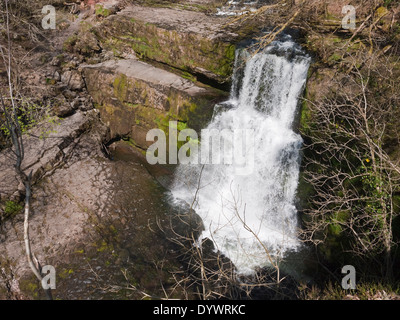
171,35,310,275
216,0,273,16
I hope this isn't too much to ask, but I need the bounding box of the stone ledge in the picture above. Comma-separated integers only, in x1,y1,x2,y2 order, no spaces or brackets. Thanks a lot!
0,110,108,202
82,59,227,149
94,4,240,83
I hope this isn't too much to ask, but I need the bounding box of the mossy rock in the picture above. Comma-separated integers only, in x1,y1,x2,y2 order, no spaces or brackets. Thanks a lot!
95,15,236,84
63,23,101,56
0,200,23,222
84,62,227,151
19,277,41,300
95,4,111,17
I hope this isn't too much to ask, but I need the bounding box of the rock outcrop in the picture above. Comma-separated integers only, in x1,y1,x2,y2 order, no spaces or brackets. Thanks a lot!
0,110,109,203
83,58,227,149
0,0,252,300
94,4,239,84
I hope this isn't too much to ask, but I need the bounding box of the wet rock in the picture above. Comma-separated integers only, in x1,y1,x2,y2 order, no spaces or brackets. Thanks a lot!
0,136,200,300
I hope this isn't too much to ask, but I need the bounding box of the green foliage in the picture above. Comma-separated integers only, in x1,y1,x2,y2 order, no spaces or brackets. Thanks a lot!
383,0,395,8
0,100,49,140
3,200,23,218
19,278,39,299
358,158,393,226
328,53,342,63
113,74,128,101
95,4,111,17
1,200,23,224
299,99,312,134
63,34,78,52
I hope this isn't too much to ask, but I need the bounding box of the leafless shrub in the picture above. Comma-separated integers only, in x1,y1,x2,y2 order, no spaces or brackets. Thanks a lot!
300,49,400,279
0,1,53,300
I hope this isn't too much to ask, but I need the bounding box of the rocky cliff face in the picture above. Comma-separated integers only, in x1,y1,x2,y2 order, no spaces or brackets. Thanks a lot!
62,1,257,153
95,4,238,83
76,1,260,151
82,58,226,149
0,0,244,299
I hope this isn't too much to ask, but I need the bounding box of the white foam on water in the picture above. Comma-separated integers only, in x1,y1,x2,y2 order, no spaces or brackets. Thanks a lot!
171,36,310,275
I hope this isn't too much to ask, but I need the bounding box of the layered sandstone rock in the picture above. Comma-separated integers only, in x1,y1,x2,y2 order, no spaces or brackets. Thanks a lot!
82,58,227,149
0,110,109,202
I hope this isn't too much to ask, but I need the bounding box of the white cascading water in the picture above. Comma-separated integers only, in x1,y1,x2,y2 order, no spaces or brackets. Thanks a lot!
171,35,310,275
216,0,270,16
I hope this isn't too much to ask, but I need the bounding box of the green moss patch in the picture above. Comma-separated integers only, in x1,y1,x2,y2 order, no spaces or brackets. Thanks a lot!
95,16,236,83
